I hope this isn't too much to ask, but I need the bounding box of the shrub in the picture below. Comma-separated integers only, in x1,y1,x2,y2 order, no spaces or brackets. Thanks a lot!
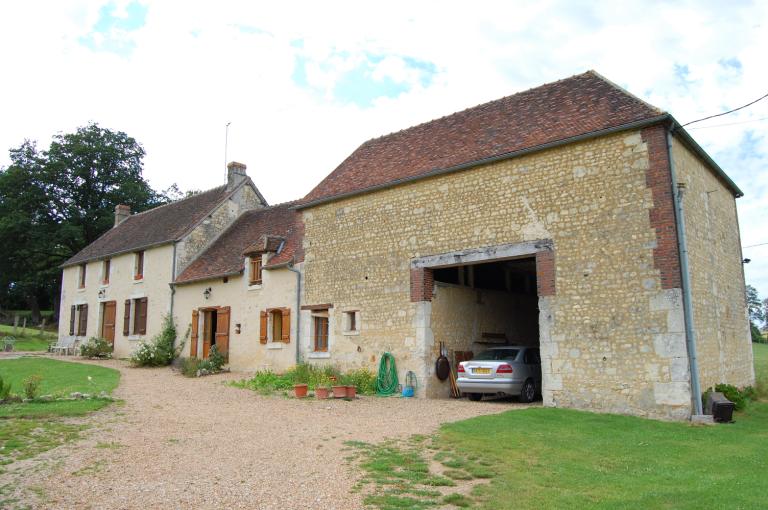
237,371,294,394
751,323,765,343
23,374,42,400
0,374,12,401
180,357,201,378
193,346,227,376
285,363,340,389
341,368,377,395
80,337,113,359
2,336,15,352
705,384,756,411
131,315,186,367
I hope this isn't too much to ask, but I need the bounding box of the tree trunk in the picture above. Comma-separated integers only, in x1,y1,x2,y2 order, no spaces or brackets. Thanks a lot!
52,278,61,327
26,294,41,324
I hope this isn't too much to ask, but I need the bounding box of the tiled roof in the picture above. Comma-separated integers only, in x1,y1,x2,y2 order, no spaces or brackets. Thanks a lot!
174,203,303,284
63,186,232,267
300,71,664,206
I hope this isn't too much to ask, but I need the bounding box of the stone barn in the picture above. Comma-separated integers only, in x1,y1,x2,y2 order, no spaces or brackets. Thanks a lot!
295,71,753,420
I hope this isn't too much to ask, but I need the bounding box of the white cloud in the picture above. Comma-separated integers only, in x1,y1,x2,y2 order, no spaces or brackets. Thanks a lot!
1,0,767,297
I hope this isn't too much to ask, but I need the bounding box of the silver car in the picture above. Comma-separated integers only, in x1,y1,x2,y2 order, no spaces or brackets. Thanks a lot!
457,346,541,403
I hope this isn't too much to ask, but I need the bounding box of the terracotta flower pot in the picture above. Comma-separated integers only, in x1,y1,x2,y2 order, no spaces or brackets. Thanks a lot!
346,385,357,399
332,385,347,398
294,384,308,398
315,387,330,399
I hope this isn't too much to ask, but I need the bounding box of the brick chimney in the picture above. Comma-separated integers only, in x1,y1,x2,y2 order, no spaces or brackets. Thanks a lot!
227,161,247,191
114,204,131,227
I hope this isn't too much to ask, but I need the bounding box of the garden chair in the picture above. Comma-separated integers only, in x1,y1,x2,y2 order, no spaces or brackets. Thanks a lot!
50,336,75,355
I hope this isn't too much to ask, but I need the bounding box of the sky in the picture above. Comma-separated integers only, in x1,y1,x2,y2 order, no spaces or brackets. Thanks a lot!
0,0,767,301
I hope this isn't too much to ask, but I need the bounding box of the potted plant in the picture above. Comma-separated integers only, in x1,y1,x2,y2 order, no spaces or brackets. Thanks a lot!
315,375,331,399
346,384,357,399
332,383,347,399
294,383,308,398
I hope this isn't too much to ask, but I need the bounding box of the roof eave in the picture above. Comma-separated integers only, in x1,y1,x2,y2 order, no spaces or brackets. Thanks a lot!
295,114,672,210
60,240,174,269
172,269,244,286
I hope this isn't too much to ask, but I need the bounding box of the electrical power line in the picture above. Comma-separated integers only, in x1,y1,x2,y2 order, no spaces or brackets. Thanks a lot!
687,116,768,130
682,91,768,127
743,242,768,249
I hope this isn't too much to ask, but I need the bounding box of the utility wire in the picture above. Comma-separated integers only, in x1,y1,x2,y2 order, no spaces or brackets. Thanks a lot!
687,116,768,130
682,91,768,127
743,242,768,249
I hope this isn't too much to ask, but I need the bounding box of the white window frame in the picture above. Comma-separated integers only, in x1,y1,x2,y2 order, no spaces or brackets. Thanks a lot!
342,309,360,336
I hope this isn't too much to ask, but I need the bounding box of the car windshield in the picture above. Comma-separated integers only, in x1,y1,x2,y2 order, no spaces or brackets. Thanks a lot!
474,349,519,361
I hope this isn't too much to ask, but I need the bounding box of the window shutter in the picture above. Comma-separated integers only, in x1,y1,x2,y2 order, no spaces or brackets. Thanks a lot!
259,311,268,344
190,309,199,358
123,300,131,336
69,305,76,335
78,304,88,336
216,306,230,358
281,308,291,343
138,297,148,335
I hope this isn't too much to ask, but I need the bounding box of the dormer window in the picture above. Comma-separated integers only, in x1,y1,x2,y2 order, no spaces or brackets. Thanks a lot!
249,256,263,285
134,251,144,280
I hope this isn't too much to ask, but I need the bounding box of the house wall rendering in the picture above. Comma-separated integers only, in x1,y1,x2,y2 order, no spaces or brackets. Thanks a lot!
58,243,174,358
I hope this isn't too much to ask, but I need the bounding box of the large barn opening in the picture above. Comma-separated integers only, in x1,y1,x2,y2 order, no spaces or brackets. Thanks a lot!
429,256,541,399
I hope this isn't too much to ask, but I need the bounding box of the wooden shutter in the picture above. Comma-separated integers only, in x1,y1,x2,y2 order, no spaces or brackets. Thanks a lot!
281,308,291,343
190,309,199,358
138,297,148,335
123,300,131,336
259,311,268,344
216,306,230,358
78,304,88,336
69,305,76,335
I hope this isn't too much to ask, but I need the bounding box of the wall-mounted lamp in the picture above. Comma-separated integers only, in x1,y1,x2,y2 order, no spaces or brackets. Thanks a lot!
203,287,212,300
743,258,751,264
98,289,106,299
235,323,241,334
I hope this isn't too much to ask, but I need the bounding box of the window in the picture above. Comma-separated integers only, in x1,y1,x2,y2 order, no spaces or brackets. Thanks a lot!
123,297,148,336
134,251,144,280
249,256,263,285
102,259,111,285
259,308,290,343
343,310,360,334
78,264,87,288
70,304,88,336
313,315,329,352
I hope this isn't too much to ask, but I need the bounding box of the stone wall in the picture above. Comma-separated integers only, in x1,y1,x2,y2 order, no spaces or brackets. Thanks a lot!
671,138,754,390
301,129,698,419
175,183,264,276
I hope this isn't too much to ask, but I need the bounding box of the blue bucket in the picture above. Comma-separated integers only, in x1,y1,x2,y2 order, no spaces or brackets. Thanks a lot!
402,386,415,397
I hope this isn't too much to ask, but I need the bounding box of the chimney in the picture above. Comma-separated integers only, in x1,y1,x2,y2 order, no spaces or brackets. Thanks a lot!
227,161,247,191
114,204,131,227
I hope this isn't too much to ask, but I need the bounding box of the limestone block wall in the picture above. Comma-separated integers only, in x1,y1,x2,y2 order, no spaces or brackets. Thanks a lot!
175,184,264,276
301,129,693,419
173,260,300,372
57,244,174,358
672,138,754,389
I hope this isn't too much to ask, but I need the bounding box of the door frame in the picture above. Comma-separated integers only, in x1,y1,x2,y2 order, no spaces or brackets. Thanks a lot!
100,300,117,345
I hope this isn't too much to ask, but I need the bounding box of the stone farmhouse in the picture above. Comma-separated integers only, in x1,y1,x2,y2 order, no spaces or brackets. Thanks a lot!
58,71,753,420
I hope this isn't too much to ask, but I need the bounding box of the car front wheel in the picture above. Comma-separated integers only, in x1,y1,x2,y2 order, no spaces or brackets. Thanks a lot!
467,393,483,401
519,379,536,403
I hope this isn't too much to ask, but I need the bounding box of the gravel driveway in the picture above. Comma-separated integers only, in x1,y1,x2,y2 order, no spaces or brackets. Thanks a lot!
13,359,519,509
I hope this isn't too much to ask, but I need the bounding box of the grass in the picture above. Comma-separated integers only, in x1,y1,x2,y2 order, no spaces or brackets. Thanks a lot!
351,343,768,509
754,342,767,398
0,358,120,473
0,323,57,352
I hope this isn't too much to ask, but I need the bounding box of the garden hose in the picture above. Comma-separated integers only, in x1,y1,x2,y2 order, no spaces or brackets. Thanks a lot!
376,352,399,396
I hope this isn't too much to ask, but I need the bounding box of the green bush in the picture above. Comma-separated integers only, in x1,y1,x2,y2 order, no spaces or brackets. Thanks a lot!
198,345,226,373
180,357,201,378
23,374,42,399
0,374,12,400
341,367,377,395
704,384,756,411
751,323,765,343
237,371,295,394
131,315,185,367
80,337,113,359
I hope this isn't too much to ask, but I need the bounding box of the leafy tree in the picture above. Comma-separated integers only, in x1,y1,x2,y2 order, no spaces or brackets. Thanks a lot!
0,123,178,322
746,285,765,325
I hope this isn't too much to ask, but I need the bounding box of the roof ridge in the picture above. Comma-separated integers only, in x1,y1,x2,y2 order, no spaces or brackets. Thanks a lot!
585,70,665,115
127,184,227,220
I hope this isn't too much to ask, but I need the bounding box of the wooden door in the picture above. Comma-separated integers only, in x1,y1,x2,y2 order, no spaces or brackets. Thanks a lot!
215,306,230,360
202,310,213,359
190,309,199,358
101,301,116,345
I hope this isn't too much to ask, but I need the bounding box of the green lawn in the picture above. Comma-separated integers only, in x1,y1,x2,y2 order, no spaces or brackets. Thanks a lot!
0,358,120,476
0,323,57,352
353,343,768,509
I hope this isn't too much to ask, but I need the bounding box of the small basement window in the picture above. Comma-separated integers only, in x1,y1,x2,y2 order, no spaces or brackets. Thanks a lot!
343,310,360,334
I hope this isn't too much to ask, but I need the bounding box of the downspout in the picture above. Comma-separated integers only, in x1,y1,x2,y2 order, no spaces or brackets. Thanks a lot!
287,261,302,365
666,129,704,416
169,243,177,349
